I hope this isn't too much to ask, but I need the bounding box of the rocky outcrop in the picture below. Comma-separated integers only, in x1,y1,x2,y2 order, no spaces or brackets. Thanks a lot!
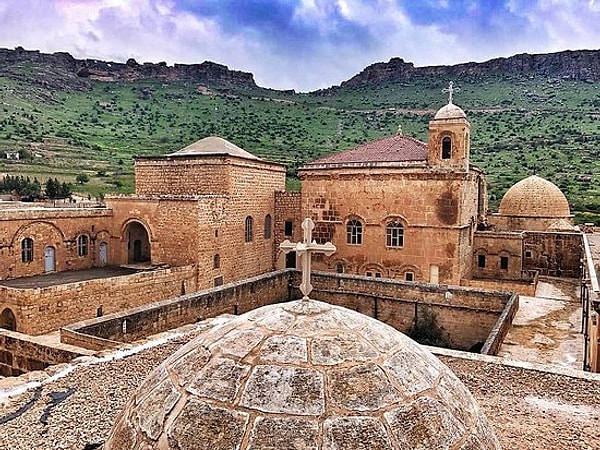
340,50,600,88
0,47,258,91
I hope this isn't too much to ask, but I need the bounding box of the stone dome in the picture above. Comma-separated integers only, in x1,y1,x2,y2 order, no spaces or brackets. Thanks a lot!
498,175,571,218
434,102,467,120
104,299,500,449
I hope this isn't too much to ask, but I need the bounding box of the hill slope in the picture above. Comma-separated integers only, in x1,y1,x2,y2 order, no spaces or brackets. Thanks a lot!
0,47,598,222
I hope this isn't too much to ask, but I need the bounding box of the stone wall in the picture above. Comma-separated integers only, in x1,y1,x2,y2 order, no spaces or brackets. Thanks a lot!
0,329,85,376
0,207,114,279
461,276,537,297
297,271,512,351
61,270,512,354
274,191,302,268
217,161,286,285
472,231,524,280
480,293,519,355
523,231,582,278
297,168,481,284
0,265,197,335
135,156,231,196
62,270,291,349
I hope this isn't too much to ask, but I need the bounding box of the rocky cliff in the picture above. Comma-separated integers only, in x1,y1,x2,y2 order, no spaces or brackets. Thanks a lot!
340,49,600,88
0,47,258,91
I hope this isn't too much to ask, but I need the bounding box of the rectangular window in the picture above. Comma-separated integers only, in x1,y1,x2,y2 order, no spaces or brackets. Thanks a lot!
346,220,363,245
478,255,486,268
405,272,414,282
500,256,509,270
284,220,293,236
213,276,224,287
386,222,404,248
525,250,532,258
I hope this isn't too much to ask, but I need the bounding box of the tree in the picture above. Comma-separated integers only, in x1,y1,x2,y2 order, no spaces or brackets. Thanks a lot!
59,182,72,199
76,173,90,184
45,178,60,199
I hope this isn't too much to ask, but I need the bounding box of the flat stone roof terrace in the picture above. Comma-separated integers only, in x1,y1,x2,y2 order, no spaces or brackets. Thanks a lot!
0,267,139,289
0,318,599,449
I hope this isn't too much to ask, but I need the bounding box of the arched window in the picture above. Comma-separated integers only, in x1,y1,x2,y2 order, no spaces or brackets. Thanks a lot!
386,220,404,247
335,263,344,274
442,136,452,159
346,219,363,245
213,254,220,269
245,216,254,243
264,214,272,239
21,238,33,262
77,234,89,257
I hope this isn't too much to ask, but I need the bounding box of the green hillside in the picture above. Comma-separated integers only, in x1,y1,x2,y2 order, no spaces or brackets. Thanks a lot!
0,68,599,222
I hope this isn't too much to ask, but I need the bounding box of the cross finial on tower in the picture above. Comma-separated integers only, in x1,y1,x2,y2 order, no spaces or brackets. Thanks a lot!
279,218,337,300
442,81,460,104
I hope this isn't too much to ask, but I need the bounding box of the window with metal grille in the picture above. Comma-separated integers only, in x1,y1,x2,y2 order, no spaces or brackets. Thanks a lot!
386,221,404,247
78,235,89,257
264,214,272,239
21,238,33,262
346,219,363,245
245,216,253,243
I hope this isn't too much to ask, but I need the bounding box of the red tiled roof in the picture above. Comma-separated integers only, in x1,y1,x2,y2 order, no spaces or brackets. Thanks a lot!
305,135,427,166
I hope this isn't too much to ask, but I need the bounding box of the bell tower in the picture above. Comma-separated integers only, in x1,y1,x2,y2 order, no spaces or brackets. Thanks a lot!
428,82,471,172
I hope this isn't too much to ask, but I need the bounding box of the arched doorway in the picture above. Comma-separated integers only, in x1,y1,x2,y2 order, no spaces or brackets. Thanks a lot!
44,246,55,273
125,221,151,264
0,308,17,331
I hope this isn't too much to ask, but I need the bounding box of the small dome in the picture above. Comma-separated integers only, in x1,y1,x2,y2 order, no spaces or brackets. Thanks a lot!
434,102,467,120
104,299,500,449
498,175,571,217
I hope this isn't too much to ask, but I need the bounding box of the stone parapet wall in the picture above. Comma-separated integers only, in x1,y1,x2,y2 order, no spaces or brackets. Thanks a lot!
62,270,291,349
298,271,512,351
481,294,519,355
1,265,197,335
0,329,85,377
462,276,537,297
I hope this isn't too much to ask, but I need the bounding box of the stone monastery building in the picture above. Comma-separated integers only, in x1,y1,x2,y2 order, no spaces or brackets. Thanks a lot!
0,96,583,336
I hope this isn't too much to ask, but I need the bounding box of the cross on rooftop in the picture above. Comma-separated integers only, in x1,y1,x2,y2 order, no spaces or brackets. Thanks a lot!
280,218,337,300
443,81,460,104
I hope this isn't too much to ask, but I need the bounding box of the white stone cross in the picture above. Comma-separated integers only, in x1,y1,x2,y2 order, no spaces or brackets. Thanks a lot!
280,218,337,300
442,81,460,104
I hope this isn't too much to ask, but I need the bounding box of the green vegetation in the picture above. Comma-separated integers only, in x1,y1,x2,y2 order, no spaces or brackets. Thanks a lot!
407,306,452,348
0,175,72,200
0,70,599,221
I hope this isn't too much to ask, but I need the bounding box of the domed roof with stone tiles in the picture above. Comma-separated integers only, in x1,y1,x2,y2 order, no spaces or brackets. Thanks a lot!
498,175,571,218
168,136,261,161
104,298,501,449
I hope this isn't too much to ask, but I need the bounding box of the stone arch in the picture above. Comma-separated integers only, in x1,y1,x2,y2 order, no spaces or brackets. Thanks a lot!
123,220,151,264
330,257,351,274
380,214,409,227
0,308,17,331
360,262,386,278
10,220,65,247
391,264,422,281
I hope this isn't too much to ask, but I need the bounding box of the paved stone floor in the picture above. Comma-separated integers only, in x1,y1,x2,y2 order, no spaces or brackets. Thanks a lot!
498,279,583,370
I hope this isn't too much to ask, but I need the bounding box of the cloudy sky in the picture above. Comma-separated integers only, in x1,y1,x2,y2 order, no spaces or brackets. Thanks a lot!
0,0,598,91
